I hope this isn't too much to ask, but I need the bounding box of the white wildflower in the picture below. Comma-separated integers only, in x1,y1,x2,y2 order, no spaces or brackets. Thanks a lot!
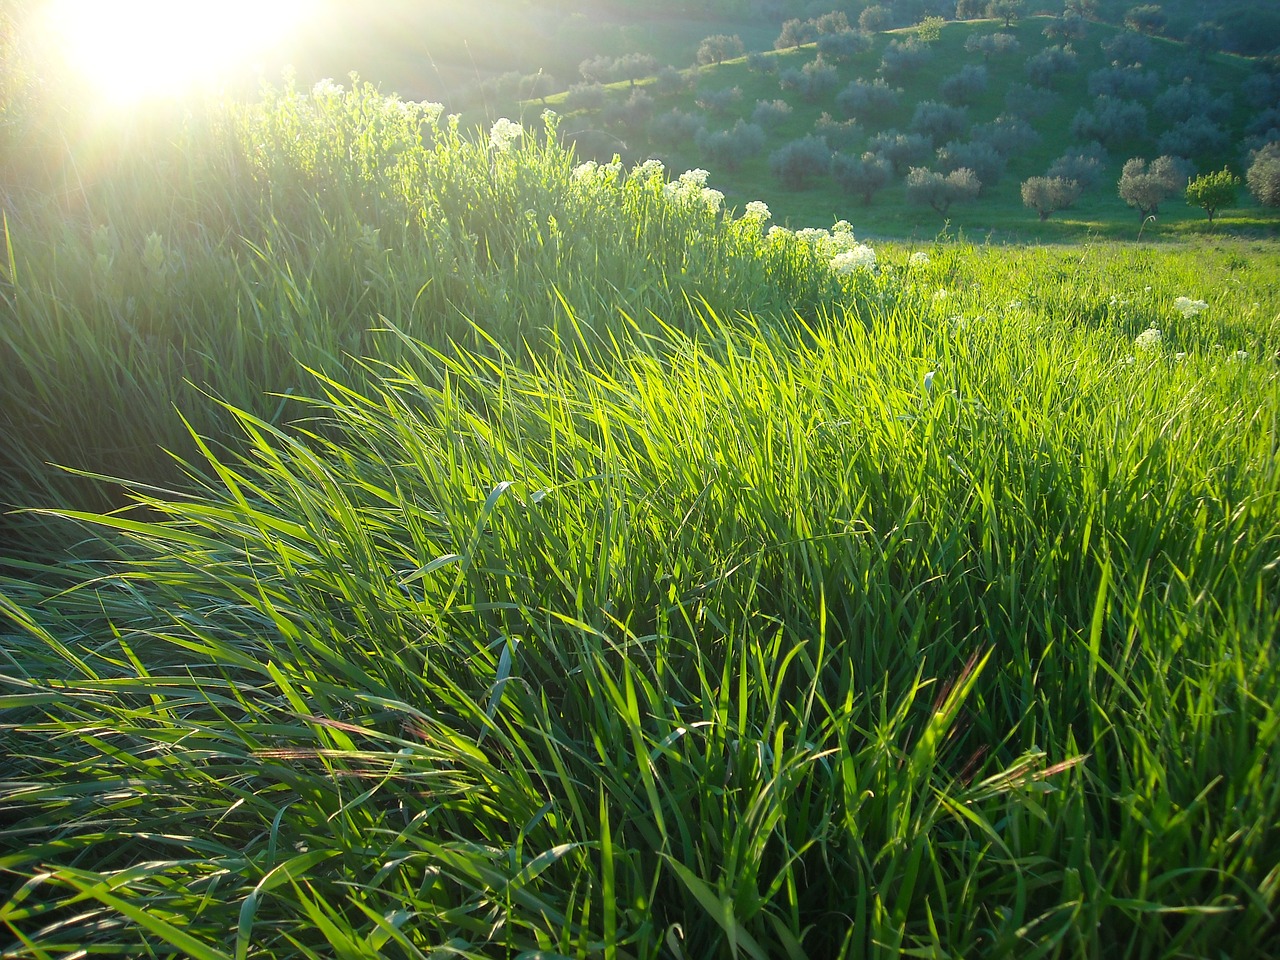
312,78,344,99
489,118,524,153
910,251,930,266
631,158,665,182
934,289,948,301
767,225,792,240
1173,296,1208,317
677,168,709,188
1134,326,1163,351
1232,350,1248,361
830,244,876,275
1174,352,1187,362
743,200,771,221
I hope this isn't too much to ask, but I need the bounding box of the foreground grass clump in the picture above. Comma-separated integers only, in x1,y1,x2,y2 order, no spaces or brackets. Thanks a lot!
0,77,844,539
4,280,1280,956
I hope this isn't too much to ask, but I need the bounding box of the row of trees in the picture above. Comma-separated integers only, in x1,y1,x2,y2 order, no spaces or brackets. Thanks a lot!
1022,147,1280,223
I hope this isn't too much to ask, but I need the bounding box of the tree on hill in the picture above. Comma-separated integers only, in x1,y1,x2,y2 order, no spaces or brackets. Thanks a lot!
1048,144,1106,190
906,166,981,214
1184,168,1239,225
987,0,1024,28
814,112,862,150
880,38,933,83
579,55,615,84
1246,143,1280,207
614,53,658,90
1184,22,1222,60
775,18,817,49
1021,176,1082,219
910,100,969,146
814,11,852,34
770,136,832,189
1043,12,1087,42
955,0,985,20
1064,0,1099,19
941,64,989,106
832,151,893,204
696,34,744,66
818,29,872,62
1100,31,1151,67
859,5,892,33
565,83,605,112
836,78,902,122
869,129,933,173
1117,155,1189,219
1026,44,1078,88
1124,4,1166,36
965,32,1021,62
696,120,766,171
519,72,557,105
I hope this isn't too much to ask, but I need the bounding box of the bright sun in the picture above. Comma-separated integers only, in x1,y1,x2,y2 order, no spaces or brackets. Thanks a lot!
43,0,313,105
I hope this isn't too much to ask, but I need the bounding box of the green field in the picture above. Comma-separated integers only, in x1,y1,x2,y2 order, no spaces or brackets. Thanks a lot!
3,27,1280,960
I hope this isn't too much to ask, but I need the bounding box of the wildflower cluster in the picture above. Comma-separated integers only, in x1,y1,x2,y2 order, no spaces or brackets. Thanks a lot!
830,244,878,275
782,220,878,275
663,168,724,213
1173,296,1208,317
742,200,771,222
631,158,666,184
489,118,524,153
909,251,930,267
1134,326,1163,351
572,158,623,186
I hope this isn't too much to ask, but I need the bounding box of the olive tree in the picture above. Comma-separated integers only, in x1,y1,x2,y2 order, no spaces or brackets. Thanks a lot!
1117,155,1190,219
1021,176,1082,219
906,166,981,213
832,151,893,204
696,34,745,66
769,135,832,189
1246,143,1280,207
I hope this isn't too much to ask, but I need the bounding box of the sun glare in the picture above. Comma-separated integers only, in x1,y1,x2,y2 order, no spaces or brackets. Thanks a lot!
43,0,313,105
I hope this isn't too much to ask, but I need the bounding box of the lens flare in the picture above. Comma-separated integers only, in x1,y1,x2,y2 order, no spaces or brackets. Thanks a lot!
43,0,312,105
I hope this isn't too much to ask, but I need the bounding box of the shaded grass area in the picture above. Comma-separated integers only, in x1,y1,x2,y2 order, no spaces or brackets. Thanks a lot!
2,74,1280,959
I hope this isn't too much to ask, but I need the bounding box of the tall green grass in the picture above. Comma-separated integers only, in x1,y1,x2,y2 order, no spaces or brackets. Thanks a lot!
3,71,1280,958
0,76,849,542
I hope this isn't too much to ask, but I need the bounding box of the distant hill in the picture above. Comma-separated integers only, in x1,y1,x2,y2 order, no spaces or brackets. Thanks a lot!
533,16,1276,237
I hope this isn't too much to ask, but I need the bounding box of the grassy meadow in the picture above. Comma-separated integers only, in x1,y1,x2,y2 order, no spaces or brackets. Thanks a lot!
2,67,1280,959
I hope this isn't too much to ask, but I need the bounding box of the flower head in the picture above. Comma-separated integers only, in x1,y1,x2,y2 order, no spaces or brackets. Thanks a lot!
830,244,877,275
489,118,524,153
312,78,344,99
1173,296,1208,317
910,251,930,267
743,200,771,221
1134,326,1163,351
631,158,665,182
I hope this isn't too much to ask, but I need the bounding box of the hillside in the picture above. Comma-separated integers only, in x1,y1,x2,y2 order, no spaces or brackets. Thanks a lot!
534,16,1276,237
